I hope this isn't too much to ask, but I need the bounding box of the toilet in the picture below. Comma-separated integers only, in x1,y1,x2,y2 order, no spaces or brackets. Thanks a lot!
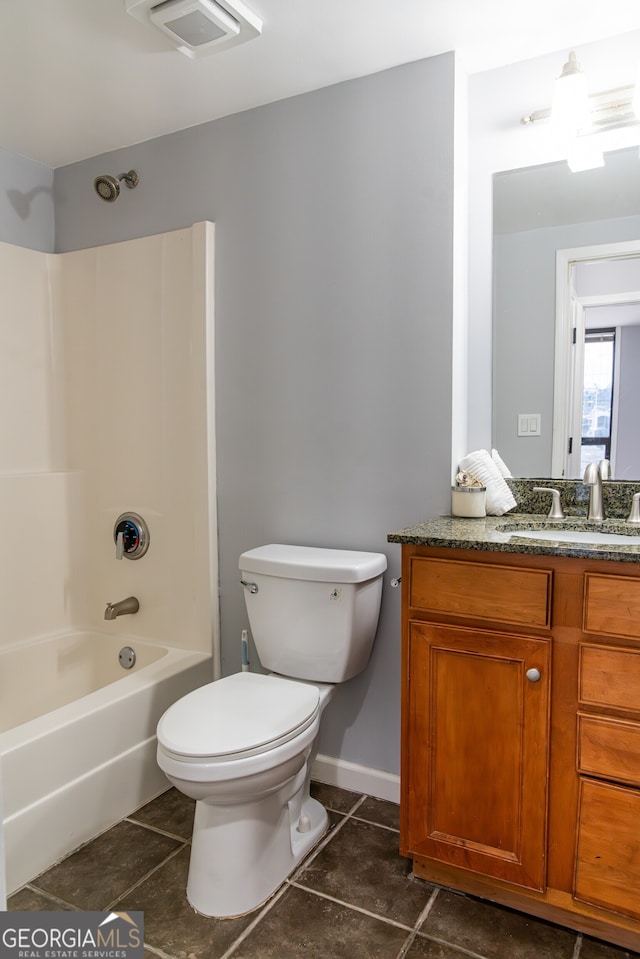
156,543,387,918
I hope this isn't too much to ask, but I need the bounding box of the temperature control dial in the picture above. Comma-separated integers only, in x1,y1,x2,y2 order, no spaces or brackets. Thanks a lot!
114,512,149,560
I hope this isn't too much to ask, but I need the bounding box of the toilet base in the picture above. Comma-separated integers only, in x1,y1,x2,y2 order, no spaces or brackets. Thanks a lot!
185,769,328,918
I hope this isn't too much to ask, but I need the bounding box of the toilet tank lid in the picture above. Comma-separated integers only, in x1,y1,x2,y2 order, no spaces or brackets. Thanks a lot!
239,544,387,583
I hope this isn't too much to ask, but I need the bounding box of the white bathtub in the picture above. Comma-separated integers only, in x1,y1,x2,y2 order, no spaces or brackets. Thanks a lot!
0,630,212,894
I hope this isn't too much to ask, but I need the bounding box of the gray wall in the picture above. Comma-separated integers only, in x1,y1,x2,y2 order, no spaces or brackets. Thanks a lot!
493,214,640,477
0,147,54,252
53,54,455,776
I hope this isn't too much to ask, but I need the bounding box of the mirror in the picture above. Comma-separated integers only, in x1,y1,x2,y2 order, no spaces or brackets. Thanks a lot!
492,146,640,479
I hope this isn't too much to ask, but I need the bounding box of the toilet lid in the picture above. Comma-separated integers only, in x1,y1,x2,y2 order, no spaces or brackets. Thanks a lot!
157,671,320,761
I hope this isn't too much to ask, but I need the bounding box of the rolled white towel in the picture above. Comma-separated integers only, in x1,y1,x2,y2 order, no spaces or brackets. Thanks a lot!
491,449,512,478
459,449,516,516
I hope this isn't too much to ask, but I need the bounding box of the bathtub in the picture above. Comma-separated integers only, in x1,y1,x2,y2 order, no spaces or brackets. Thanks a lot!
0,630,212,894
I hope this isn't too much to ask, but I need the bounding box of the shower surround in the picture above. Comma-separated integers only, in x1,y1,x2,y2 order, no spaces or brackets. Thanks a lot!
0,222,218,893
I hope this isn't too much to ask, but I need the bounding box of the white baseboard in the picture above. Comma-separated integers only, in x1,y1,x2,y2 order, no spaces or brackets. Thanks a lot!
311,753,400,804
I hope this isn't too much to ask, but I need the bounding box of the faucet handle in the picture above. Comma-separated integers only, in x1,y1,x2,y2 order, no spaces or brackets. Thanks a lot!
628,492,640,525
533,487,565,520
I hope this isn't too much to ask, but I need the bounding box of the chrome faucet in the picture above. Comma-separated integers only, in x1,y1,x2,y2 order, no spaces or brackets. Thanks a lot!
583,462,605,521
104,596,140,620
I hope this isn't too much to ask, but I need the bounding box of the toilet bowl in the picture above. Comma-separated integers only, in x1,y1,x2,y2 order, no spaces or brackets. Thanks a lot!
156,544,387,917
157,671,333,917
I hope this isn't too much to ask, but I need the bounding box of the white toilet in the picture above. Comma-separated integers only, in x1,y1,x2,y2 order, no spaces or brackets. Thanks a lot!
156,543,387,918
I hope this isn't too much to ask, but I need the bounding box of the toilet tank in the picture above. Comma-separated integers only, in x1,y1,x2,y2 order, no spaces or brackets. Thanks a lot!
239,545,387,683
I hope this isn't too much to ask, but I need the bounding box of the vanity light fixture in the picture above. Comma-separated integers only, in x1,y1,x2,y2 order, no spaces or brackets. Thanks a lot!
633,62,640,121
521,50,640,171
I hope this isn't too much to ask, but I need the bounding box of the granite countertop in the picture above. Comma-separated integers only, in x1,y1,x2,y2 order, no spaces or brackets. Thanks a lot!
387,514,640,563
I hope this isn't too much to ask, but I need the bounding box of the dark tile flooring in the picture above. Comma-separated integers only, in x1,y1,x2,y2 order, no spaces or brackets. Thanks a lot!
7,783,640,959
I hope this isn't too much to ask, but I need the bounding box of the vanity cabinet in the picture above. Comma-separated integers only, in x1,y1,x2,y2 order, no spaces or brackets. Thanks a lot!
400,544,640,951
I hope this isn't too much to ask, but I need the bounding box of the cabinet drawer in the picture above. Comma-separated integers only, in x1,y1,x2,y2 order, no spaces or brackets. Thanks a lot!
578,714,640,787
575,778,640,920
584,573,640,640
579,644,640,715
409,557,551,627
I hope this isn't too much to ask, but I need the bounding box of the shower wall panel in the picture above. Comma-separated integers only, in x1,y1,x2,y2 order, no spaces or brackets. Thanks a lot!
0,243,76,647
57,225,216,652
0,224,217,657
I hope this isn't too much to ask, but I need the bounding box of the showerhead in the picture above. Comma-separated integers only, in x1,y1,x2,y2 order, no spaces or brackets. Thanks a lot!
93,170,139,202
94,174,119,202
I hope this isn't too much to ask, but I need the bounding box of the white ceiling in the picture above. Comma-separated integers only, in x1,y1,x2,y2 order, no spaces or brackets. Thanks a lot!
4,0,640,168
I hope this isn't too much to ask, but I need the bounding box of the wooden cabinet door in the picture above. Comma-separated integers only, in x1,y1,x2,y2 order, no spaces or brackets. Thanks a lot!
404,622,551,891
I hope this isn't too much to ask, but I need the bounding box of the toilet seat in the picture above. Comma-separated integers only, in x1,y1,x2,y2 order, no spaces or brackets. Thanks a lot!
157,671,320,764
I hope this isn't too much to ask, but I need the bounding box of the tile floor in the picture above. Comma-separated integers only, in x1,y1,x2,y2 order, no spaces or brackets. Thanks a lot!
7,783,640,959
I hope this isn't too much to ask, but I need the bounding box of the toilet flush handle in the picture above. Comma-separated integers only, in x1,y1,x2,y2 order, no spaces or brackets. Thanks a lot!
240,580,259,595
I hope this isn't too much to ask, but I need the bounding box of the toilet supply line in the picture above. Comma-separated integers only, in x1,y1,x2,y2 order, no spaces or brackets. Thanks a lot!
241,629,250,671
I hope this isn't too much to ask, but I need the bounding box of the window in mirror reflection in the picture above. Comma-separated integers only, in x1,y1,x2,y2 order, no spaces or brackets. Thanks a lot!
581,328,615,474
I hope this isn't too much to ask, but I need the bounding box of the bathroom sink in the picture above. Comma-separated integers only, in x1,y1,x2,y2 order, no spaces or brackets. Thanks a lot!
508,528,640,547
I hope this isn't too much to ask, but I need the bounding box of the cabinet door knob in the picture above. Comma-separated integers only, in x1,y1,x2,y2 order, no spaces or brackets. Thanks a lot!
526,667,542,683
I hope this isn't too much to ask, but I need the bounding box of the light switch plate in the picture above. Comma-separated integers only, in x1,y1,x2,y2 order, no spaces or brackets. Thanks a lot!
518,413,541,436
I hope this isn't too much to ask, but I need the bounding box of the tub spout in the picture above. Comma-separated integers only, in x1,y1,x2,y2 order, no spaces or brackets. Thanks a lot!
104,596,140,620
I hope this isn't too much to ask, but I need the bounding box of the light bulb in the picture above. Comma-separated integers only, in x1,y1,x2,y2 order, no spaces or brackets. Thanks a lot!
551,52,591,137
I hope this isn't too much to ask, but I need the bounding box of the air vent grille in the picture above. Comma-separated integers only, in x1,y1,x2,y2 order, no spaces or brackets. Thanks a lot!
126,0,261,58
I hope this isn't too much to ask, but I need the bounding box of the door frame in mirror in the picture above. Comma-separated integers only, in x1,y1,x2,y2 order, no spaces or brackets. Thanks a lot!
552,238,640,477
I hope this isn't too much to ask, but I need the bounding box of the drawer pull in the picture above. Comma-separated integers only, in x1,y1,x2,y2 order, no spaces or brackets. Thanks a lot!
526,668,542,683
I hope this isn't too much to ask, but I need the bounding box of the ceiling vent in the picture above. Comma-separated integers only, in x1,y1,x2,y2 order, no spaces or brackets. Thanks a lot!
126,0,262,58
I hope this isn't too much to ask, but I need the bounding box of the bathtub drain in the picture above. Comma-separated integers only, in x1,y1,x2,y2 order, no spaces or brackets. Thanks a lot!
119,646,137,669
